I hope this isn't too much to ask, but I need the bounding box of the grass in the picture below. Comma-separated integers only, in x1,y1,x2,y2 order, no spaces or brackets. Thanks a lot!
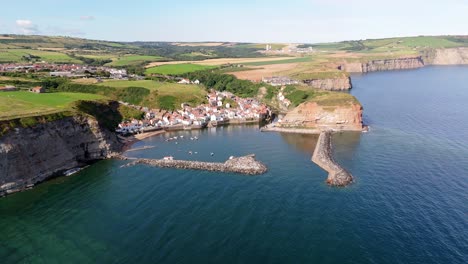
0,91,105,119
237,43,287,50
243,56,313,66
291,71,349,80
98,80,207,108
310,91,359,106
145,63,216,75
282,85,359,107
0,49,81,63
106,55,165,67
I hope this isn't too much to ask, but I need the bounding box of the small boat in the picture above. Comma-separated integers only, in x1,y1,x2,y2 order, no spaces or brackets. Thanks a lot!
210,152,215,156
64,167,87,177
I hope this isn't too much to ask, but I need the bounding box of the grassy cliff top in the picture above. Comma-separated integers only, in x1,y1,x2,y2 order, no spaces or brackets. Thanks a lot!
282,85,359,108
309,91,360,107
0,91,105,120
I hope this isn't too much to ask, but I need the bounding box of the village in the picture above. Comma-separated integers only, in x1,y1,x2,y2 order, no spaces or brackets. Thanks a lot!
0,62,140,80
116,89,271,135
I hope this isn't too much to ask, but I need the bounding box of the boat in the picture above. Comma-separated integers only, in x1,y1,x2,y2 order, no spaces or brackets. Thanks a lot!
64,166,87,177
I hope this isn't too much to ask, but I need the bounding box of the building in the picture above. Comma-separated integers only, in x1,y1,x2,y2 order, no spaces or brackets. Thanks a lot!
178,78,191,84
262,76,299,86
0,85,18,92
29,86,45,93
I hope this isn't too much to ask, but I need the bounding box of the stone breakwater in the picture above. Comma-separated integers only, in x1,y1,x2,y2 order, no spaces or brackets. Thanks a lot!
121,155,268,175
312,131,353,186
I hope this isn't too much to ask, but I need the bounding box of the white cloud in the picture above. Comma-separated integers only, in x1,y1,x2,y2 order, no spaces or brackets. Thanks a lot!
16,19,40,34
80,16,95,21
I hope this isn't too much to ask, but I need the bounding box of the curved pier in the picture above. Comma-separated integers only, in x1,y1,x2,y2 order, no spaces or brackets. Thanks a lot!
312,131,354,186
122,154,267,175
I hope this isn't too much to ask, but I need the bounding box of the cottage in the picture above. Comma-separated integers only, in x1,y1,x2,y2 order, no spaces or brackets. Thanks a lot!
0,85,18,92
30,86,45,93
178,78,190,84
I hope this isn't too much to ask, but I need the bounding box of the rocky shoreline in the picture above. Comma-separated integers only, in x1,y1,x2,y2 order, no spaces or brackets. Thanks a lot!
121,154,268,175
312,131,353,186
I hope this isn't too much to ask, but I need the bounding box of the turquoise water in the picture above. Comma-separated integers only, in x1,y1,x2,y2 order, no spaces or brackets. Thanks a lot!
1,66,467,263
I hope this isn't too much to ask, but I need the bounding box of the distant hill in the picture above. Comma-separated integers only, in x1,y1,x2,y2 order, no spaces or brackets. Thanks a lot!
0,35,268,66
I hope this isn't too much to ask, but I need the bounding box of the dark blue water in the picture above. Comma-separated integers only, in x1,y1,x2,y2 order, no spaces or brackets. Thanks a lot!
1,66,467,263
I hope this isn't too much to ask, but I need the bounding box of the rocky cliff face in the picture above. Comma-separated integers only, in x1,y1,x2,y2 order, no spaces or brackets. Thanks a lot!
278,101,363,131
426,48,468,65
303,77,352,90
0,115,122,197
340,57,425,73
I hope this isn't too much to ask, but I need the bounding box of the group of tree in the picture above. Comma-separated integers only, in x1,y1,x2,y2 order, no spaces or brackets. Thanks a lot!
183,70,263,98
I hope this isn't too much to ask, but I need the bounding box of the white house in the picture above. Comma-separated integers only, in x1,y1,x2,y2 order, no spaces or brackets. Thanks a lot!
178,78,190,84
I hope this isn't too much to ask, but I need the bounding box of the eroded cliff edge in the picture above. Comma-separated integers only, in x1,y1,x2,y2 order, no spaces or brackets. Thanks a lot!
0,104,124,197
272,91,363,132
303,76,352,91
340,57,425,73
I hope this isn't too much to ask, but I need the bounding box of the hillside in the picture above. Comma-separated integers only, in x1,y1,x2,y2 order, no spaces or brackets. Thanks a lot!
0,34,269,67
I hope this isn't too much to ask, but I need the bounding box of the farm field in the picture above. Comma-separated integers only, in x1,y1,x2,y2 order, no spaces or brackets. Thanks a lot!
145,56,298,67
0,49,81,63
0,91,105,119
106,55,166,66
145,63,216,75
228,63,299,81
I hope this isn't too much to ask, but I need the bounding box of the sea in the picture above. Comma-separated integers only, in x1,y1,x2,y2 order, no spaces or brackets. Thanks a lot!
0,66,467,264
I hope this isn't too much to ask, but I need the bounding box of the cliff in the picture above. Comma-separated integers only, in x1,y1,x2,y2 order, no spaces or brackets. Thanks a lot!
340,57,425,73
276,94,363,131
0,104,124,197
303,76,352,90
425,47,468,65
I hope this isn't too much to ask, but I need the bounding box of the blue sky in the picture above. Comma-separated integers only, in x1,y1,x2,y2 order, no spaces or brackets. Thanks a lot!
1,0,467,43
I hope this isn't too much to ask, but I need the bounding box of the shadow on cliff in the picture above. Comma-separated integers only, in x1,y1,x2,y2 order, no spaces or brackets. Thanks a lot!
73,100,123,131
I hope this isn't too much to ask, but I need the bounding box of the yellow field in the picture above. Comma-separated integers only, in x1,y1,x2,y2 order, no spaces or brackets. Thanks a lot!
145,56,298,67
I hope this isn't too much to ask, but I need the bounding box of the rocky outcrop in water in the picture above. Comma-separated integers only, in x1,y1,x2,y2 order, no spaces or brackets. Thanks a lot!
122,154,267,175
0,115,122,197
340,57,425,73
278,101,363,131
303,77,352,90
312,131,353,186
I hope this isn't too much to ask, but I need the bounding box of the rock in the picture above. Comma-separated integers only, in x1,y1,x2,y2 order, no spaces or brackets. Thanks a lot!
279,101,363,131
340,57,425,73
0,115,122,197
312,131,353,186
123,155,267,175
425,47,468,65
303,77,352,90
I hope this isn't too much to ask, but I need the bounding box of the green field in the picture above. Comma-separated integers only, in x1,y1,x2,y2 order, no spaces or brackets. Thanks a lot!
145,64,216,75
0,49,81,63
107,55,165,66
0,91,105,119
98,80,207,108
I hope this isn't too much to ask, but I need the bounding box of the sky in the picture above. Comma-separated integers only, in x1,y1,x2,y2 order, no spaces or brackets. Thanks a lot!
1,0,468,43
